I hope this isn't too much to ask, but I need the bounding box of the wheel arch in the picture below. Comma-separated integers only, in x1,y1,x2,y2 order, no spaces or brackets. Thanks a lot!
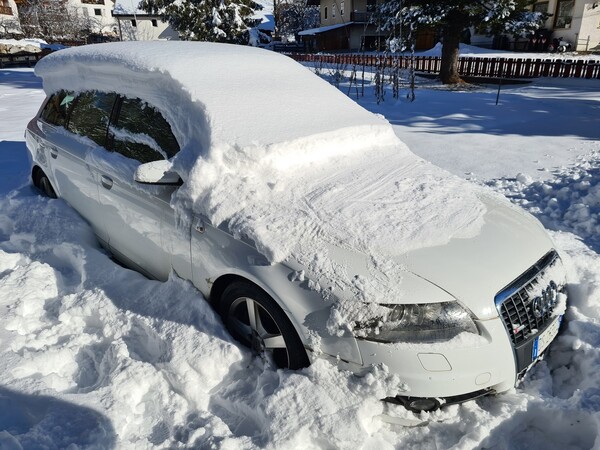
209,273,251,306
209,272,312,353
31,165,58,198
31,165,45,186
204,266,363,366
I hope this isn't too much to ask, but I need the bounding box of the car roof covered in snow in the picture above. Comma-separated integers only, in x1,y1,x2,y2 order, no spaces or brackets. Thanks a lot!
35,41,390,151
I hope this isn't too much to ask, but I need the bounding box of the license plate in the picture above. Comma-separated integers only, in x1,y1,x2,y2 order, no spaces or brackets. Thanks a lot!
532,315,563,360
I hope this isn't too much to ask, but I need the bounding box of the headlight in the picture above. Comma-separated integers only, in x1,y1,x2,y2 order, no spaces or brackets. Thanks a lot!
354,301,479,343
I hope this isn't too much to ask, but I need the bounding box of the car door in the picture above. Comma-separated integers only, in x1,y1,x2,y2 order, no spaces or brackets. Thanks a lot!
93,95,186,281
41,90,116,245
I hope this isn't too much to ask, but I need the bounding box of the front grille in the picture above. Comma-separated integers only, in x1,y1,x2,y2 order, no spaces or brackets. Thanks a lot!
495,250,561,346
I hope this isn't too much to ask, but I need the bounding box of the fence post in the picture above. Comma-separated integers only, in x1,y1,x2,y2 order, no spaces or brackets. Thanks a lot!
552,59,562,77
542,59,552,77
562,60,573,78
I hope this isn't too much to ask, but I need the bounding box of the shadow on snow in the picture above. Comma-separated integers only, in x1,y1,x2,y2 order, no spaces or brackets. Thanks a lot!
0,386,117,449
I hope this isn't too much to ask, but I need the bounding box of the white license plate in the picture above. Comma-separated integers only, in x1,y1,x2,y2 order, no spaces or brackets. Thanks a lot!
532,315,563,360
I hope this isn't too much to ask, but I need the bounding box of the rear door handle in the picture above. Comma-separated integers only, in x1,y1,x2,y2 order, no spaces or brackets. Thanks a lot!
101,175,113,190
49,148,58,159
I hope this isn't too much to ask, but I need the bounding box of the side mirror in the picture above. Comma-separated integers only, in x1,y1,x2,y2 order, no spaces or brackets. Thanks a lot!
134,160,183,186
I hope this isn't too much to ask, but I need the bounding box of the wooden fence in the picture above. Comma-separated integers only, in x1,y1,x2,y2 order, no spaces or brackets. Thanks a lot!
0,52,48,69
287,53,600,79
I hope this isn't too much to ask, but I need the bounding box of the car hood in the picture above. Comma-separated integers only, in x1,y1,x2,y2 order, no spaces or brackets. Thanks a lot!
295,192,555,322
398,193,554,320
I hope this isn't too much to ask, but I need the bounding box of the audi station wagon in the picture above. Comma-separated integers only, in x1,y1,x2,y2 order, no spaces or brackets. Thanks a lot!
26,42,567,414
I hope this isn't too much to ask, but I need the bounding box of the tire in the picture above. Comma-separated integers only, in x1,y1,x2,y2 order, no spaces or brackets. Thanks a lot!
219,281,310,370
34,170,57,199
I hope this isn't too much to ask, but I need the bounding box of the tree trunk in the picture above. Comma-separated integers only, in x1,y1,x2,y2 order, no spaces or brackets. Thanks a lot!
440,27,462,84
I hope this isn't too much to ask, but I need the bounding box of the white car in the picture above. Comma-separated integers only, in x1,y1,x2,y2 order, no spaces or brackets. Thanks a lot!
26,41,567,413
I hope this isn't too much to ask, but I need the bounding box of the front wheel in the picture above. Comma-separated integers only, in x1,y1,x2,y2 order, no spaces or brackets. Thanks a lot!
219,281,310,370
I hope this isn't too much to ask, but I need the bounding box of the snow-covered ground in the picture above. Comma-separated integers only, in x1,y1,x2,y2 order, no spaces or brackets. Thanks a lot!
415,42,592,60
1,66,600,449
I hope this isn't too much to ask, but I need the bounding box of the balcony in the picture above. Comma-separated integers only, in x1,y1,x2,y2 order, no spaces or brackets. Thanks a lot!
350,11,373,23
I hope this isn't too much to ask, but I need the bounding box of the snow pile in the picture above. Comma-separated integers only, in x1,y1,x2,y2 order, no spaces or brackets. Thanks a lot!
0,189,409,448
489,149,600,251
0,39,65,54
416,42,590,60
180,139,486,263
418,42,508,57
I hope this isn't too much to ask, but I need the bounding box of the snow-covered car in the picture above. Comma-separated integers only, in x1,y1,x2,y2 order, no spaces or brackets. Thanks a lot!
25,42,567,413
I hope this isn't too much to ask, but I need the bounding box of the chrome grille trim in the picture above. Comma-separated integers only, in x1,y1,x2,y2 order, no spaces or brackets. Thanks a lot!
495,250,561,346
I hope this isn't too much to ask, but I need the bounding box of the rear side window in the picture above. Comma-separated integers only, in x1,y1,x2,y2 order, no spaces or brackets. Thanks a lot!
67,91,118,147
40,91,75,126
110,97,180,164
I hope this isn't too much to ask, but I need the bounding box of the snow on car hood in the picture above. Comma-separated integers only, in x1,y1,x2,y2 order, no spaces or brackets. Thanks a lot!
35,42,488,307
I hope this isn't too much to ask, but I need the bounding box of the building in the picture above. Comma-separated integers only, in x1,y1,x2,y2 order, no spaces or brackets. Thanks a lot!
533,0,600,51
111,0,274,43
0,0,21,37
469,1,600,52
298,0,386,51
300,0,600,53
72,0,119,38
112,0,178,41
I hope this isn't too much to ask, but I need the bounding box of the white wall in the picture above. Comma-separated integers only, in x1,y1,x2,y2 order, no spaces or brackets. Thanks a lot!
116,17,178,41
538,0,600,51
69,0,119,36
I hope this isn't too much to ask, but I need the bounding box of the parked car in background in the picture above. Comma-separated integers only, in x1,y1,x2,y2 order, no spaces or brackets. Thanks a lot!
26,42,567,413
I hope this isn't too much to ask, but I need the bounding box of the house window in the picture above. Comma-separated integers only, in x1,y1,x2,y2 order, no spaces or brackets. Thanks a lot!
151,19,158,27
533,2,548,13
340,0,344,16
94,8,102,15
0,0,13,15
554,0,574,28
332,3,336,17
81,0,104,4
324,6,327,19
131,19,137,27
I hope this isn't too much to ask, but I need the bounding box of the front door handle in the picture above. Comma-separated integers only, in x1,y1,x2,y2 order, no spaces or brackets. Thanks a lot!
101,175,113,190
49,148,58,159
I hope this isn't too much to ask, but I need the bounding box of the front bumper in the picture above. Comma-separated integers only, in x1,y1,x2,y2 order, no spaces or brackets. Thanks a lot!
357,250,567,410
357,316,517,399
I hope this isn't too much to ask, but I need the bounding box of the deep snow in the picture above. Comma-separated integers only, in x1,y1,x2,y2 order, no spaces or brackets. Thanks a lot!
1,66,600,449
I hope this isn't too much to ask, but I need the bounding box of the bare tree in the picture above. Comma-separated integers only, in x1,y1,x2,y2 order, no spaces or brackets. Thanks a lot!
275,0,319,41
18,0,99,42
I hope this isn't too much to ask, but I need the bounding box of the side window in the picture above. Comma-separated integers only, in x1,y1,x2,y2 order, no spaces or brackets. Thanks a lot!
67,91,117,147
110,96,180,164
40,90,75,127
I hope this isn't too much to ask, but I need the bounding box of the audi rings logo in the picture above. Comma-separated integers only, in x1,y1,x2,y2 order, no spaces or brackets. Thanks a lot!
531,280,559,319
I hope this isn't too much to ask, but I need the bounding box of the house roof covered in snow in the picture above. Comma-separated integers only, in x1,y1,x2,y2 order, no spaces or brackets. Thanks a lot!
252,0,275,32
298,23,353,36
112,0,152,16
